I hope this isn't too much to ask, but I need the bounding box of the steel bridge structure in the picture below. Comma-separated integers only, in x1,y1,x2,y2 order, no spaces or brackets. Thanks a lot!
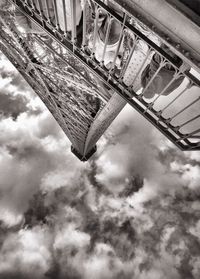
0,0,200,160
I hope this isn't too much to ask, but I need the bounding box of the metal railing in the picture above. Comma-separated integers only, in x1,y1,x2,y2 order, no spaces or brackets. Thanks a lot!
8,0,200,150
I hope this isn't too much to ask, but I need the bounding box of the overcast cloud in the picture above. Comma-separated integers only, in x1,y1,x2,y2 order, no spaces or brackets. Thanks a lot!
0,51,200,279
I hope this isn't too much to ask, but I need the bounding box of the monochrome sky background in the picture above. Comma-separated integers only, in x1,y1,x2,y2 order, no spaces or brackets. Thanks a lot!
0,51,200,279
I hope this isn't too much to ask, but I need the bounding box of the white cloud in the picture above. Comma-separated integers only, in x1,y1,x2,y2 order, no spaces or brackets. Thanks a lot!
0,227,52,278
191,257,200,279
189,220,200,240
181,165,200,190
0,208,23,227
54,224,90,250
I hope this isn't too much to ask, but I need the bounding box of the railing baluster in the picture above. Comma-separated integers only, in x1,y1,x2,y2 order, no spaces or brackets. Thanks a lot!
44,0,51,22
188,135,200,139
150,71,182,104
140,58,166,97
29,0,35,9
52,0,59,29
179,114,200,129
62,0,68,35
170,96,200,121
82,0,87,47
70,0,77,44
36,0,43,16
177,127,200,141
111,13,127,74
160,80,192,114
92,7,101,56
101,16,112,64
130,47,152,87
119,35,138,80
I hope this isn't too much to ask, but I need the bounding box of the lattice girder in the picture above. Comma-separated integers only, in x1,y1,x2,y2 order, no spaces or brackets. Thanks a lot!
0,7,116,159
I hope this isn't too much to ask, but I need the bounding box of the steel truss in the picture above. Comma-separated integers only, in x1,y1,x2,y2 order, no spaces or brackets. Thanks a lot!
0,0,200,160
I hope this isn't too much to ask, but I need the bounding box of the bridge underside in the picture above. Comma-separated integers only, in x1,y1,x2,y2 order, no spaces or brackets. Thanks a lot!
0,0,200,161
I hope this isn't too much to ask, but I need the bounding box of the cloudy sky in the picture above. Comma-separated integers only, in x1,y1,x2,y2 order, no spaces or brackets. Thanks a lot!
0,50,200,279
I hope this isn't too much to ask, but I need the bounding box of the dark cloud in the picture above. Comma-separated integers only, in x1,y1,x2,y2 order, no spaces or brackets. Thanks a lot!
0,272,39,279
119,175,143,197
0,92,28,120
45,262,82,279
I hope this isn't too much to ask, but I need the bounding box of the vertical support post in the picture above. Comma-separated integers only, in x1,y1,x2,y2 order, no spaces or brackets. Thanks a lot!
62,0,68,36
70,0,77,44
53,0,60,29
44,0,51,22
82,0,87,47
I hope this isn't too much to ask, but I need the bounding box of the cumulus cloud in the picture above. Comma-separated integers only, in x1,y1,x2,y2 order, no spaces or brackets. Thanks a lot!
0,226,52,279
0,91,28,120
95,105,184,200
